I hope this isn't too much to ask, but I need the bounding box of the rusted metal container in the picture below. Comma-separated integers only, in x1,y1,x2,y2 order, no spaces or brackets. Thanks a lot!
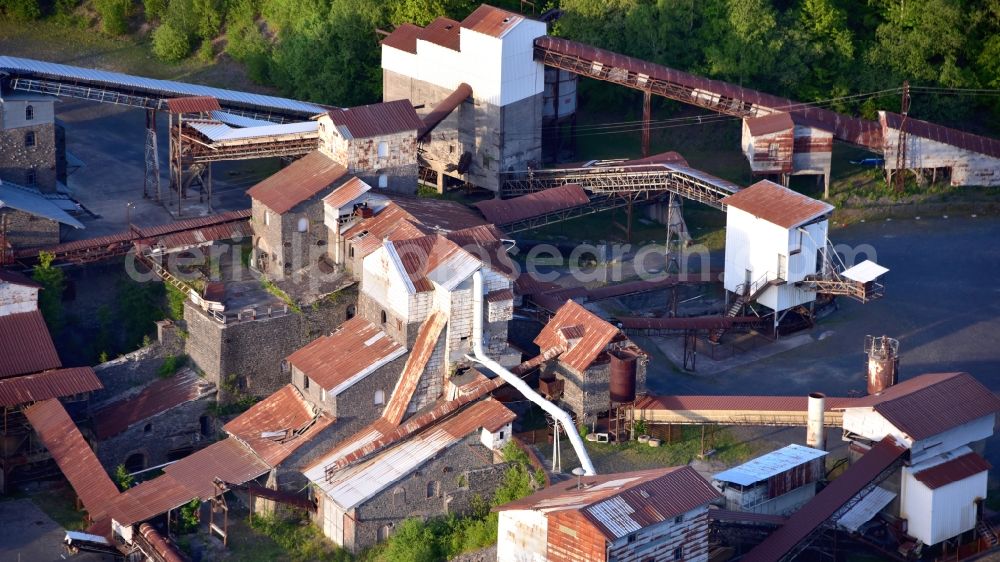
865,335,899,395
609,350,637,403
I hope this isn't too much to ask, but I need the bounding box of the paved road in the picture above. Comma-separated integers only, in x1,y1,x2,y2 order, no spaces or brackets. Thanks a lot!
0,499,111,562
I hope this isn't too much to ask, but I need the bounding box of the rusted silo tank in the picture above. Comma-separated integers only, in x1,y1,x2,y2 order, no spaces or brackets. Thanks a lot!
865,335,899,395
806,392,826,451
609,350,637,403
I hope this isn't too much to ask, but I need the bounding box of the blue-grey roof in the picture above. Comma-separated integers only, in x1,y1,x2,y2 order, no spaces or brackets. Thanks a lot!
0,55,327,117
713,444,828,486
0,181,85,228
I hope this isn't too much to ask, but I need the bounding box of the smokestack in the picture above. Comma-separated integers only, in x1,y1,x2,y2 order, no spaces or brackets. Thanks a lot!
865,335,899,395
807,392,826,450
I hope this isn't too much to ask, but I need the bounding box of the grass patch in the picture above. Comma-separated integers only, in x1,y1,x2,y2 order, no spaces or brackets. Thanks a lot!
31,488,88,531
157,354,187,378
260,279,302,314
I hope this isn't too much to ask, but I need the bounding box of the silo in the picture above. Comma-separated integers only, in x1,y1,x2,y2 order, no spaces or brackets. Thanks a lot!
806,392,826,451
865,335,899,394
609,350,637,403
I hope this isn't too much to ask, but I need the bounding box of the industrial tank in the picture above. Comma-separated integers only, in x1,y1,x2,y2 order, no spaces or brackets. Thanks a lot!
865,335,899,394
609,350,637,403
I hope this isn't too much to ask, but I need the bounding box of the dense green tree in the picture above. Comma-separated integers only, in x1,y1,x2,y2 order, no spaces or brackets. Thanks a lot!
1,0,41,23
32,252,65,333
94,0,131,35
152,22,192,61
143,0,168,21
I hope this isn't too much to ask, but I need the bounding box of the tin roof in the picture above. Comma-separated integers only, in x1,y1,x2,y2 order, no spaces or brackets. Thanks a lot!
24,399,120,519
911,449,991,490
224,384,334,467
0,268,41,288
0,180,85,228
476,184,590,225
345,203,431,259
497,466,721,540
536,300,623,373
461,4,526,38
165,96,221,114
881,111,1000,159
382,23,422,54
324,99,423,140
93,369,215,440
0,310,61,378
836,486,896,532
841,260,888,283
308,399,514,509
420,17,462,51
634,394,856,413
246,151,347,214
840,372,1000,441
0,367,101,406
186,119,318,144
382,311,448,426
389,234,482,293
286,316,406,394
713,444,828,486
721,180,834,228
322,177,372,211
743,436,907,562
745,112,794,136
390,194,488,231
209,110,274,128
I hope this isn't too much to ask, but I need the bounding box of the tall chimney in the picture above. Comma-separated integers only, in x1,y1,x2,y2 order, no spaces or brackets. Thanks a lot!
807,392,826,450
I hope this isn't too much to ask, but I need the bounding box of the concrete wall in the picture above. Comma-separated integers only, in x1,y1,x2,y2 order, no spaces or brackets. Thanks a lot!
0,121,58,193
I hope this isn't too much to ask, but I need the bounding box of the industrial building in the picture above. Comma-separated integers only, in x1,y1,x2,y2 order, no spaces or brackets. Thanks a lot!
713,444,828,516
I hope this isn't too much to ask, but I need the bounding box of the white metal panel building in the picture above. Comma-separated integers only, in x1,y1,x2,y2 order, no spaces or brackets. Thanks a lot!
900,446,990,546
713,444,828,516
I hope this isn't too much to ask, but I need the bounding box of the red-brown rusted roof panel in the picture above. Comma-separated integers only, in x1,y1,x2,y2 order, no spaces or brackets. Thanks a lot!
746,112,795,136
247,151,347,214
476,184,590,226
286,316,405,392
93,369,213,440
382,23,422,54
721,180,834,228
24,399,119,519
882,111,1000,159
0,268,41,288
165,96,221,114
162,438,270,500
913,451,991,489
535,299,621,373
388,192,488,231
634,394,857,412
224,384,333,467
0,309,61,378
322,177,372,211
420,17,462,51
325,99,424,140
462,4,525,38
0,367,101,406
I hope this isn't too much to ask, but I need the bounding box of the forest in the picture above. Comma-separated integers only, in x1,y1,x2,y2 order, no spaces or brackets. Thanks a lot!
2,0,999,128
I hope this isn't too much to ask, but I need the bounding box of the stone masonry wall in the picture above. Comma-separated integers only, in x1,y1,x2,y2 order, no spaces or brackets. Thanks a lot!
0,122,58,192
0,208,59,248
251,197,329,281
319,122,418,195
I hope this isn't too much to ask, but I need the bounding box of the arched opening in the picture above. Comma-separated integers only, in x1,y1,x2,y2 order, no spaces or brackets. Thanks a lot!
25,105,33,121
24,131,35,148
378,174,388,188
200,416,212,437
297,217,309,232
124,453,146,473
393,487,405,507
426,480,439,499
346,305,356,319
378,524,392,541
380,310,387,324
374,389,385,405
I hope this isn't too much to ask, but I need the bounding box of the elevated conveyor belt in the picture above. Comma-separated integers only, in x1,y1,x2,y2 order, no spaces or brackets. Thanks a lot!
633,394,857,427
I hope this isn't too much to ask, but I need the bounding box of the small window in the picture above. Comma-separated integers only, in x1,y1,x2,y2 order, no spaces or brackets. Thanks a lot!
498,430,505,439
346,305,356,319
303,376,311,390
200,416,211,437
426,480,439,498
381,310,387,324
348,246,355,258
628,533,637,543
374,389,385,405
297,217,309,232
25,105,33,121
26,169,36,187
673,546,683,560
24,131,35,148
378,524,392,541
393,487,406,507
674,514,683,524
144,423,153,434
449,145,455,154
377,141,389,158
767,143,778,159
280,360,290,373
264,211,270,226
378,174,388,189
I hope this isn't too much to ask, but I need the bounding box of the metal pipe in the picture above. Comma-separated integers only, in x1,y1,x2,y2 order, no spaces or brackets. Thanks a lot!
467,270,596,475
806,392,826,450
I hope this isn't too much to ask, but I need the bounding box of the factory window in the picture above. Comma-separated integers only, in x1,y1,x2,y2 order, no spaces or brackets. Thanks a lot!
673,546,683,560
628,533,637,543
348,246,355,258
264,211,270,226
768,143,778,159
297,217,309,232
26,169,36,186
303,376,311,390
25,105,34,121
378,524,392,541
24,131,35,147
449,145,455,154
346,305,356,319
426,481,439,498
381,310,387,324
374,389,385,405
393,487,406,507
378,174,388,188
377,141,389,158
144,423,153,434
674,515,683,524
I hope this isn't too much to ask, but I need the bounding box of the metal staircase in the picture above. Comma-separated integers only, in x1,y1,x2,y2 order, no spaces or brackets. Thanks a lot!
710,274,782,343
977,520,999,547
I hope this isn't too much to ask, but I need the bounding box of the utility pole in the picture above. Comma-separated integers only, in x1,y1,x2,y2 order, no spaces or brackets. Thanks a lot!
893,80,910,193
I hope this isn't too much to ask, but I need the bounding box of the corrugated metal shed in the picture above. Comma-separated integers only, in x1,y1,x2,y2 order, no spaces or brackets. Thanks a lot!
382,23,422,54
475,184,590,225
0,309,61,378
836,486,896,532
0,55,326,116
742,436,907,562
912,451,991,490
322,177,372,210
420,17,462,51
881,111,1000,159
324,99,423,140
224,384,334,467
713,444,828,486
535,300,622,373
246,151,347,214
93,369,214,439
0,367,101,406
23,399,119,519
0,180,85,228
721,180,833,228
165,96,221,114
840,372,1000,441
497,466,720,540
286,316,405,393
462,4,525,38
746,113,795,136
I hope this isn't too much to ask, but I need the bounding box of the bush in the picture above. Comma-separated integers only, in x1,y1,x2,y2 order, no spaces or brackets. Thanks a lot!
1,0,41,23
165,283,187,320
152,23,192,61
143,0,168,21
113,464,135,491
32,251,65,333
94,0,131,35
178,498,200,534
158,354,186,378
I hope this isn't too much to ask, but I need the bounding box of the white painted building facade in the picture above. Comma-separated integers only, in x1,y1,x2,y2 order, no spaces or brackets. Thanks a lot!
0,273,39,316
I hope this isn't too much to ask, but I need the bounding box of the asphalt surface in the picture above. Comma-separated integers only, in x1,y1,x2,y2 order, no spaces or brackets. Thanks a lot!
0,499,111,562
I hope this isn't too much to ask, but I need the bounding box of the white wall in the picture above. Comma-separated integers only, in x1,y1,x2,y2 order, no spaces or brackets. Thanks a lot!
842,410,994,465
883,116,1000,187
1,99,55,130
480,422,512,450
362,246,415,322
901,465,987,545
498,19,547,107
497,509,548,562
0,281,38,315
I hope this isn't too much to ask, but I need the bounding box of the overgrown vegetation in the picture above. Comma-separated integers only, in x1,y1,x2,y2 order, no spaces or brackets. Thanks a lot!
32,251,65,333
165,282,188,321
178,498,201,534
157,354,187,377
249,513,353,562
261,278,301,313
114,463,135,491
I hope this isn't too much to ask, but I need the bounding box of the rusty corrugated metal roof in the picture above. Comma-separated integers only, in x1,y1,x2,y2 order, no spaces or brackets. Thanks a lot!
496,466,720,540
164,96,221,114
24,399,119,519
476,183,590,225
93,369,214,440
721,180,834,228
743,436,907,562
462,4,525,38
286,316,405,393
745,112,794,136
912,450,991,489
224,384,333,467
881,111,1000,159
390,234,482,293
0,268,41,288
420,17,461,51
322,176,372,210
389,192,488,231
382,23,422,54
841,372,1000,441
535,300,622,373
0,309,61,378
325,99,424,140
634,394,857,413
135,209,251,238
0,367,101,406
246,151,347,214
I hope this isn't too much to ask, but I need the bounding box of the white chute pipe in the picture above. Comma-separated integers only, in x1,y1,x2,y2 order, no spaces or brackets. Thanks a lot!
468,270,597,476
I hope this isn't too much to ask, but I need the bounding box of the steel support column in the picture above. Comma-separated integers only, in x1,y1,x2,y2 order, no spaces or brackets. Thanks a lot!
642,90,652,158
